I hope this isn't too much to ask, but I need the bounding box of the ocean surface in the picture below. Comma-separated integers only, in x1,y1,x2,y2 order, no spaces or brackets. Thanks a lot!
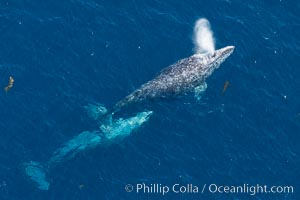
0,0,299,200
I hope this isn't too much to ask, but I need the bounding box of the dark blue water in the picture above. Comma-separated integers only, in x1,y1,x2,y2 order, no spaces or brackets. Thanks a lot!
0,0,299,199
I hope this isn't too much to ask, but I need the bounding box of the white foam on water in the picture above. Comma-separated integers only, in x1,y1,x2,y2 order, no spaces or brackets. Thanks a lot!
193,18,215,54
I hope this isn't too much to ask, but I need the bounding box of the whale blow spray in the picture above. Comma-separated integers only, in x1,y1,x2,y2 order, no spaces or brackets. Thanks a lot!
193,18,215,54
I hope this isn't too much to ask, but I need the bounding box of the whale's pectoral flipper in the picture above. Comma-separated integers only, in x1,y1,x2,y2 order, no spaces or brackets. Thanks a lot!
194,82,207,101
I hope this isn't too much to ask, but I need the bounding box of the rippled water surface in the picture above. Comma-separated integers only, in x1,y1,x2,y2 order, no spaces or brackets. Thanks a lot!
0,0,299,199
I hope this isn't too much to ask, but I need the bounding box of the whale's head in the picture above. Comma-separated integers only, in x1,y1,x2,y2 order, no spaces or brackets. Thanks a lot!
211,46,235,66
195,45,235,77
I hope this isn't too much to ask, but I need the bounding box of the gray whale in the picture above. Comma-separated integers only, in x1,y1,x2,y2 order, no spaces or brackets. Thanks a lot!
113,46,235,112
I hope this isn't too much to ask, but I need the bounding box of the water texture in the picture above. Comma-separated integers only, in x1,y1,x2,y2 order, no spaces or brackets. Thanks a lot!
0,0,299,199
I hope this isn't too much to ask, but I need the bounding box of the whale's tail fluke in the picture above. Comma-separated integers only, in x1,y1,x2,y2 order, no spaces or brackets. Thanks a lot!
23,161,49,190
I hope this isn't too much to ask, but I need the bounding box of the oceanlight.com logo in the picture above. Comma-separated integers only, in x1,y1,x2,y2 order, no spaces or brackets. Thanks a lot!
208,184,294,196
124,183,294,196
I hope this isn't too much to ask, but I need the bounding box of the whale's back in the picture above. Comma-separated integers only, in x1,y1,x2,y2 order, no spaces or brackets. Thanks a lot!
114,55,205,110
